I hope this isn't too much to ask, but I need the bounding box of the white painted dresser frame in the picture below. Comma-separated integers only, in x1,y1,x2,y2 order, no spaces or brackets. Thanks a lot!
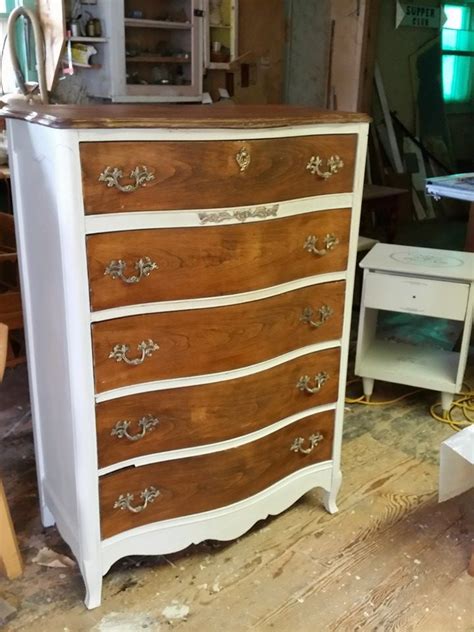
7,117,368,608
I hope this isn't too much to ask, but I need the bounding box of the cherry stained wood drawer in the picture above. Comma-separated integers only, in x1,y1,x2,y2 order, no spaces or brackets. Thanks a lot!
80,135,357,214
87,209,351,311
96,348,340,468
99,409,334,538
92,282,345,393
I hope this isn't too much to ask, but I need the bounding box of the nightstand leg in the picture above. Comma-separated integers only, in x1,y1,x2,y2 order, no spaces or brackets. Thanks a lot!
362,377,375,402
322,469,342,514
441,391,454,416
83,561,103,609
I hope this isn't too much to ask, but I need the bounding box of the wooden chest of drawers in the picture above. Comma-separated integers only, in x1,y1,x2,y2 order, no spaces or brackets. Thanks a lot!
4,103,369,608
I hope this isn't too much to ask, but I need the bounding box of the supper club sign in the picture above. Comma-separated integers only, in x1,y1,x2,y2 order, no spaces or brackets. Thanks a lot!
396,2,446,29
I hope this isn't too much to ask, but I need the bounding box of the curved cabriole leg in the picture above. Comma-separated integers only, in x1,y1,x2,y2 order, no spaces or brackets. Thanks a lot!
322,469,342,514
83,561,103,609
40,502,55,528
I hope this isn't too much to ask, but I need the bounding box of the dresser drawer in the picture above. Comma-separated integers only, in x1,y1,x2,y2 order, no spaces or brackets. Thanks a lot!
87,209,351,311
96,348,340,468
99,410,334,538
92,282,345,393
364,272,470,321
80,135,357,214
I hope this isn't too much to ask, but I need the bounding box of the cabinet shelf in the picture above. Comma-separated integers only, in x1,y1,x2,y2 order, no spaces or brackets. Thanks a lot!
124,17,192,30
208,62,231,70
68,36,108,43
72,62,102,69
358,339,460,392
127,55,191,64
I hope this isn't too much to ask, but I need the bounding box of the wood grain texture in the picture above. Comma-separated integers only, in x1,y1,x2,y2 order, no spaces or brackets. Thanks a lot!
92,282,345,393
87,209,351,310
81,135,357,213
96,349,340,468
0,103,371,129
99,411,335,539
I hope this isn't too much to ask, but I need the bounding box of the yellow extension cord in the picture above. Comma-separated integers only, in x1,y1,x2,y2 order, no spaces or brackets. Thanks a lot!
345,380,474,432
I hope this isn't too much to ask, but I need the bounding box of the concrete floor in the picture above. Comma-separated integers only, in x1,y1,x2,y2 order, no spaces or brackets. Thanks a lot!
1,353,473,630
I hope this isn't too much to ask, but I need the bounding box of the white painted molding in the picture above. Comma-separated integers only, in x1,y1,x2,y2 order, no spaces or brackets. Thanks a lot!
100,462,334,574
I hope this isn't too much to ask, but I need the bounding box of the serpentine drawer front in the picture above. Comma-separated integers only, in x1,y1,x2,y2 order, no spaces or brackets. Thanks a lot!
96,348,341,468
87,209,351,311
100,410,335,538
92,281,345,393
5,103,369,608
80,135,357,213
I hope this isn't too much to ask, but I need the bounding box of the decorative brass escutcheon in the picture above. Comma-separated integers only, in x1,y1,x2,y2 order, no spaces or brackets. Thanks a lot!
235,147,251,172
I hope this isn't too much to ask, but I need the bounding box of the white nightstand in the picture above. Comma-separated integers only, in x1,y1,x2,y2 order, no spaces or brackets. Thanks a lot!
355,243,474,412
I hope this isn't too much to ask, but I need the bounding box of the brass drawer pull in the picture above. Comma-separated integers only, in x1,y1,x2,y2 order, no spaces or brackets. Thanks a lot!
235,147,251,172
301,304,333,329
306,155,344,179
104,257,158,284
108,339,159,366
113,486,160,514
297,372,329,394
291,432,324,455
304,233,339,256
98,165,155,193
111,415,160,442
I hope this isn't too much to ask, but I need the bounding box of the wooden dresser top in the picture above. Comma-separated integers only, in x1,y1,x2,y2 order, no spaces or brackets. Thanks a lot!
0,103,370,129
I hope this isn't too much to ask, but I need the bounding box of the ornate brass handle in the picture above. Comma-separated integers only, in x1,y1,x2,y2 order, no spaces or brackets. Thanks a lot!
306,155,344,179
104,257,158,284
98,165,155,192
301,305,334,329
113,486,160,513
111,415,160,442
235,147,251,172
297,372,329,394
290,432,324,455
108,339,159,366
304,234,339,256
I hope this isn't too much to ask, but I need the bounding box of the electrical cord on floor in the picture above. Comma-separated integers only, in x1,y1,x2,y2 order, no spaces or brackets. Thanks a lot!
345,379,474,432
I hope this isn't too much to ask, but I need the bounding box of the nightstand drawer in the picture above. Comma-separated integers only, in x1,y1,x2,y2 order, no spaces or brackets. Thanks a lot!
92,282,345,393
364,272,469,321
87,209,351,311
80,135,357,213
99,410,335,538
96,348,340,468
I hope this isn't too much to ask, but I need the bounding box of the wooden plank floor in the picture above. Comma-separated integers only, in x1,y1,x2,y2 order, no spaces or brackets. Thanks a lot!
0,366,473,631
